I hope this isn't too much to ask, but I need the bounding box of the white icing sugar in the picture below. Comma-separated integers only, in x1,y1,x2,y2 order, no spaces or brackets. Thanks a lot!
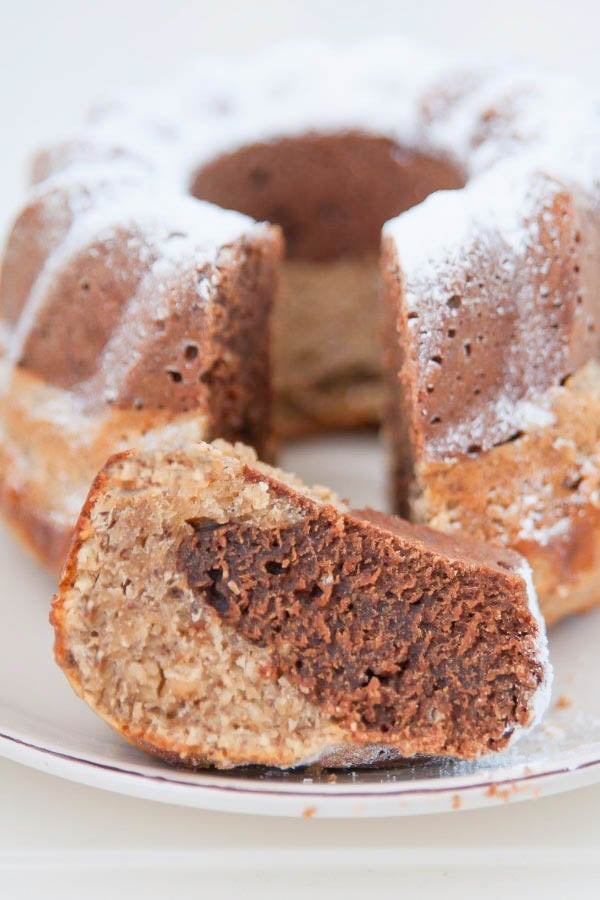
65,38,449,193
384,159,549,285
26,39,600,326
41,38,600,202
7,38,600,455
385,161,580,459
511,558,553,736
425,63,600,191
78,205,256,405
137,415,210,452
518,513,572,546
3,184,261,389
514,399,556,430
297,741,405,770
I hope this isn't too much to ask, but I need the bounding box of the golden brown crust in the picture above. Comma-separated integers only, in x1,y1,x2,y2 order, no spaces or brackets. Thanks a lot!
51,456,126,658
0,368,213,571
408,362,600,625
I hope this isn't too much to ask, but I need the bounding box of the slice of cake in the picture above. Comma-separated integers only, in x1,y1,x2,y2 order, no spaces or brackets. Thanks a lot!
51,440,551,769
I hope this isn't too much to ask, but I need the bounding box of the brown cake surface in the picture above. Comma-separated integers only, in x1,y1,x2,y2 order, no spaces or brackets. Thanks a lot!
383,167,600,623
52,441,550,769
0,178,281,569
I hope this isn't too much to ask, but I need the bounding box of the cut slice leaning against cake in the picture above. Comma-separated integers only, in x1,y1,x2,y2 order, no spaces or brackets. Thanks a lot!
51,440,551,769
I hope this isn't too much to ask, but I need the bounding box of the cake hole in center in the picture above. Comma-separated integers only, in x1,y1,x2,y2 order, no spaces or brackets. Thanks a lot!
189,132,465,428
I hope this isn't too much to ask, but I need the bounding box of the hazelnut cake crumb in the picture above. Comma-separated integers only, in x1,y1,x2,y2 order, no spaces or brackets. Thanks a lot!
51,440,551,769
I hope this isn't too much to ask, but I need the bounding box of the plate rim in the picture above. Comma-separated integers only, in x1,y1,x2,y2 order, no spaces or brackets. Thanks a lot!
3,435,600,817
3,725,600,817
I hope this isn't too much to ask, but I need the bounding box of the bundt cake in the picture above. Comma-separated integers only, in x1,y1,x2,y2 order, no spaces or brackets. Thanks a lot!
51,440,550,768
1,39,600,626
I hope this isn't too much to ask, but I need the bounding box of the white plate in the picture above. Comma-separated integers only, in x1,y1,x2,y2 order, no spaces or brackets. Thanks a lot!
1,433,600,817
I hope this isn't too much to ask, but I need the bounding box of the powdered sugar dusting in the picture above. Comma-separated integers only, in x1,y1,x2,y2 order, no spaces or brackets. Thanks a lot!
45,38,448,194
385,159,594,459
513,558,553,735
518,511,572,546
6,38,600,457
3,176,261,395
514,399,556,430
35,39,600,199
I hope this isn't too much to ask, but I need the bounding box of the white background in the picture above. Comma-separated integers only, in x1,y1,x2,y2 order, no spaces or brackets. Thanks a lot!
3,0,600,896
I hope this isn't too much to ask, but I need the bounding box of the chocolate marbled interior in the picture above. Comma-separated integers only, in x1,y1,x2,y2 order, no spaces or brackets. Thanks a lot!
178,500,544,757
